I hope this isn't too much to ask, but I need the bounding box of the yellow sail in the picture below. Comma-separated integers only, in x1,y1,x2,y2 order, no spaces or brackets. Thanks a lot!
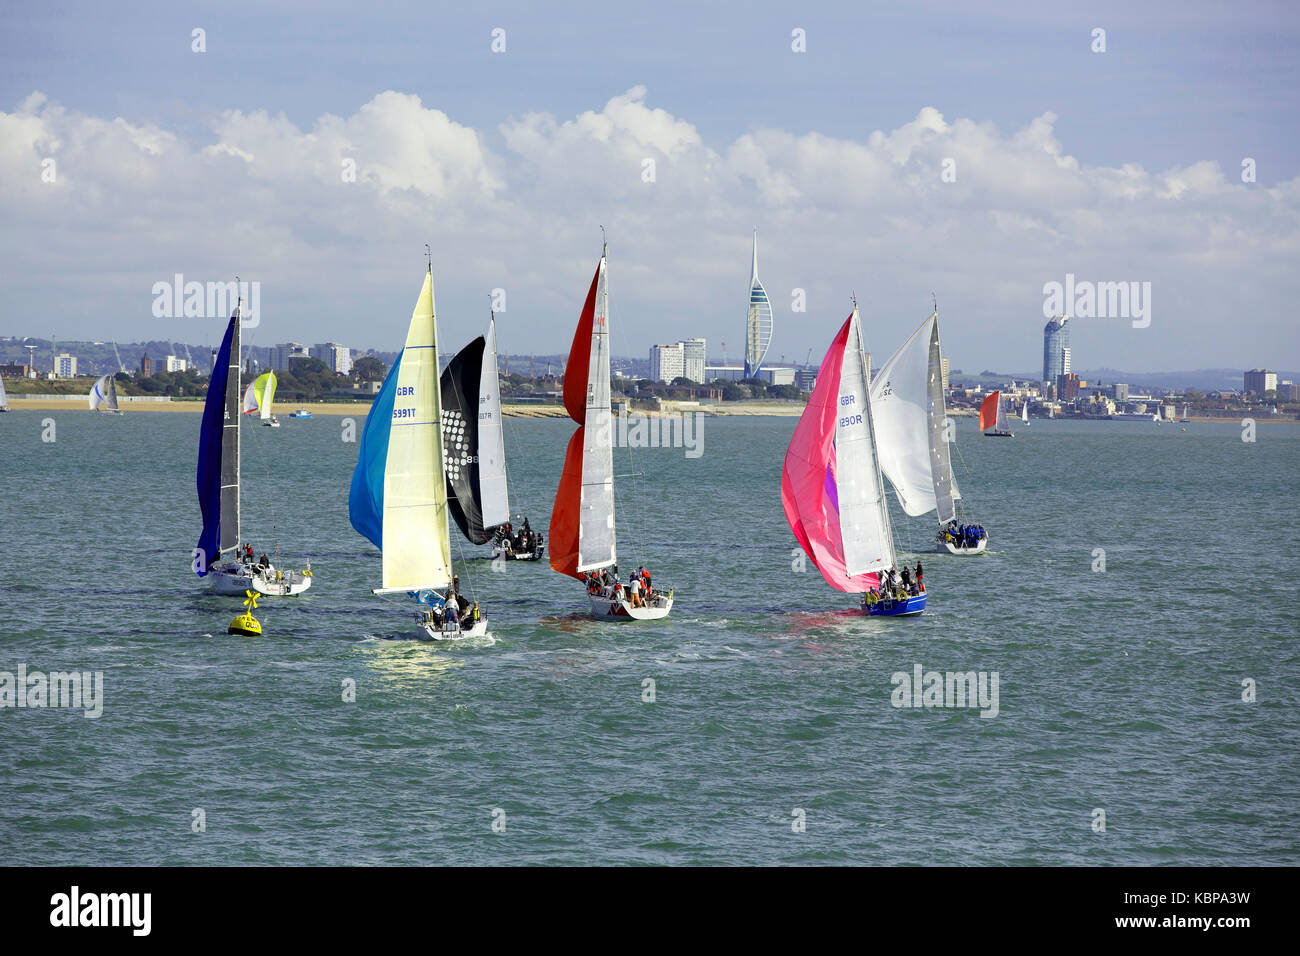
379,267,452,592
253,371,277,420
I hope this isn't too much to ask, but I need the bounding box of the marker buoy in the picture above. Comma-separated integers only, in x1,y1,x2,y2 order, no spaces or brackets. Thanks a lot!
228,589,262,636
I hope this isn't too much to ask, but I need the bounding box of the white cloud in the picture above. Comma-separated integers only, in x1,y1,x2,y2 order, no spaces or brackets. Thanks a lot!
0,87,1296,371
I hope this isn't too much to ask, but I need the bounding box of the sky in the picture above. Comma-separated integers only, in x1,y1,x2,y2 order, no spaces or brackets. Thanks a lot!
1,0,1298,374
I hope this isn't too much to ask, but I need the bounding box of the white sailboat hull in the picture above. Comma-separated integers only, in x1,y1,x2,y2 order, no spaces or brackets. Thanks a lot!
419,617,488,640
209,563,312,596
587,592,674,621
937,535,988,555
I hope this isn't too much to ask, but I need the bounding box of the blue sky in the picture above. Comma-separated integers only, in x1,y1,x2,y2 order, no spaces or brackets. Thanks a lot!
2,0,1297,372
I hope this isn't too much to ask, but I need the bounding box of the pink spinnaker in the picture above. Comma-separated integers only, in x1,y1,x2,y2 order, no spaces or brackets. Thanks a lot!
782,312,882,594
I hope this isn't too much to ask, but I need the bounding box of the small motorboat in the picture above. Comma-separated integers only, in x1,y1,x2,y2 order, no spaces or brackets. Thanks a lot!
290,409,312,419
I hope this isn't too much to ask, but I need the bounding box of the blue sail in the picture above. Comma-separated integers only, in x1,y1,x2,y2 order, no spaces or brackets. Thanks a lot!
195,314,236,575
348,352,403,550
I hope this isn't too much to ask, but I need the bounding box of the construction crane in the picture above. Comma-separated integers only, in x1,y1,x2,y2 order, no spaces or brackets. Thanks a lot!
112,342,126,373
804,348,813,368
183,342,195,371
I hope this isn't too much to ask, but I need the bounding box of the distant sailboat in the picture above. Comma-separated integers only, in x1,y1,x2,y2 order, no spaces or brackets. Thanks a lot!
242,371,280,427
550,240,673,620
784,303,925,617
196,301,313,597
0,373,8,412
1021,402,1029,424
89,374,124,415
980,390,1014,437
349,259,487,639
871,309,987,556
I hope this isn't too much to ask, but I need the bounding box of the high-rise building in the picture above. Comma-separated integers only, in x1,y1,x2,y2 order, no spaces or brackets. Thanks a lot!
744,229,774,378
940,357,950,391
54,353,77,378
1043,315,1070,386
681,338,706,384
311,342,352,376
165,355,187,373
270,342,310,372
1244,369,1278,395
649,343,685,383
1112,383,1129,403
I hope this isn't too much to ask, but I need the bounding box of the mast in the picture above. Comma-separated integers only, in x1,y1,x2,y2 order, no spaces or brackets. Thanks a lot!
224,292,242,554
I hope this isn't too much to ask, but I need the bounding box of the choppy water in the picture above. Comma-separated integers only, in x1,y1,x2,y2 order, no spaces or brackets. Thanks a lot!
1,409,1296,865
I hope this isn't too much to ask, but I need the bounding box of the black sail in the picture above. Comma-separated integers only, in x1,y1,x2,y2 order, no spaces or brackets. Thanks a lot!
440,336,490,544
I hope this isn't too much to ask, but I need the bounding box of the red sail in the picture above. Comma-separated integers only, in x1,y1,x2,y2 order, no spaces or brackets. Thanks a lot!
979,391,1000,432
549,261,603,579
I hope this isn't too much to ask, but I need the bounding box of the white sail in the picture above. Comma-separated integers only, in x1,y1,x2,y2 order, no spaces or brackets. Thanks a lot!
105,375,120,411
870,312,960,522
242,382,259,415
88,375,110,410
995,394,1011,432
0,373,7,408
838,310,896,576
378,268,452,593
477,314,510,528
577,253,616,572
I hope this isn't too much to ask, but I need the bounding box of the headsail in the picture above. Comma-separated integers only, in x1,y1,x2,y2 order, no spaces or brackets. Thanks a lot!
196,310,241,573
349,266,452,594
89,375,109,410
550,253,616,579
441,335,491,544
782,310,894,592
979,391,1000,432
870,312,959,523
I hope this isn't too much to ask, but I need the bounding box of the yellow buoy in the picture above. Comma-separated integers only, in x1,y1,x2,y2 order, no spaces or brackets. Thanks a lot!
228,589,262,636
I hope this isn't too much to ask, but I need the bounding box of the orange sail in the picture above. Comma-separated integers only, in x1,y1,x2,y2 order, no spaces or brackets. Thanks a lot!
548,261,603,580
979,390,1000,432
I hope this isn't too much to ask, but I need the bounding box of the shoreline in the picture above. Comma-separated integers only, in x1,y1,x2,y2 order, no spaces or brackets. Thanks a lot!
6,396,1296,425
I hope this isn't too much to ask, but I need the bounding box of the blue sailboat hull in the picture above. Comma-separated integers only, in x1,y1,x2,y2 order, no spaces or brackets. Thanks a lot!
862,592,927,616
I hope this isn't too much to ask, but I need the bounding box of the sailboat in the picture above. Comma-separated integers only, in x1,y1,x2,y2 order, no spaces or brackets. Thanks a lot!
88,374,124,415
349,259,487,639
980,390,1014,437
1021,402,1029,425
869,309,987,556
441,311,543,561
0,373,8,412
550,240,673,620
784,303,924,616
195,302,313,597
242,371,280,426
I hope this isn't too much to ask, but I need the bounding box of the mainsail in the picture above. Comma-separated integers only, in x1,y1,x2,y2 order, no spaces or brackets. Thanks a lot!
477,315,509,529
869,312,959,523
348,266,452,594
196,310,241,573
782,310,895,592
550,252,616,579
